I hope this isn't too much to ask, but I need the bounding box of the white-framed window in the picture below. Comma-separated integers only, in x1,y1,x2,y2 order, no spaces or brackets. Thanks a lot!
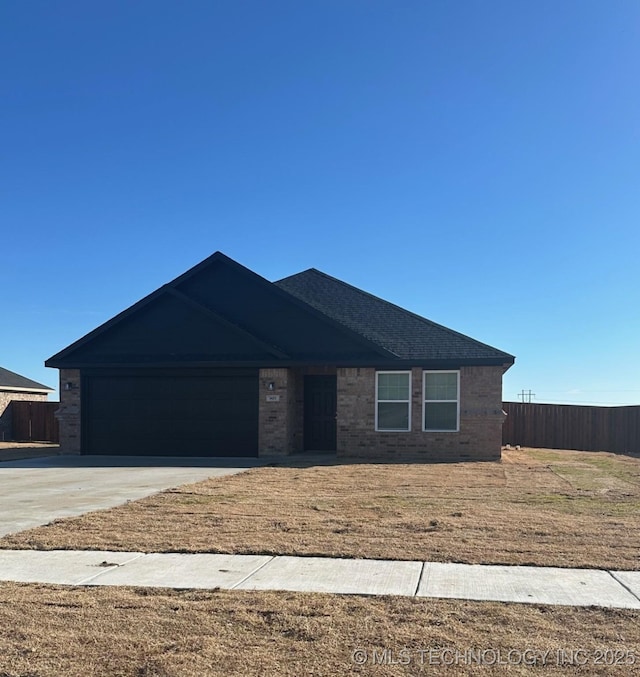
423,370,459,432
375,371,411,432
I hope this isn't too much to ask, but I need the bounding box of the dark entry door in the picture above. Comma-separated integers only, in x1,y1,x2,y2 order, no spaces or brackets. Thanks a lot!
303,375,337,451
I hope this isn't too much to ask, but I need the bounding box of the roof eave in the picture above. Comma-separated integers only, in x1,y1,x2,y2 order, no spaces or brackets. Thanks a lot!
45,356,514,370
0,385,54,394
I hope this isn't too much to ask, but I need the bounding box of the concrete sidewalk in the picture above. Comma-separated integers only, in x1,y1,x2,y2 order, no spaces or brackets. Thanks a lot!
1,549,639,609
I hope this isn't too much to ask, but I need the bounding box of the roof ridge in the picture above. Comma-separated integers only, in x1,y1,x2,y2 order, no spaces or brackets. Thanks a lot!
280,269,513,359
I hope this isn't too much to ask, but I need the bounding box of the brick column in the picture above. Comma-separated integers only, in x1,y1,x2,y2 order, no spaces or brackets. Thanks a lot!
258,368,294,457
56,369,81,454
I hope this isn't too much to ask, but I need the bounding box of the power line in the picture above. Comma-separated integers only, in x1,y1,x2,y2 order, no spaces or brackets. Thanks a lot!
517,389,535,403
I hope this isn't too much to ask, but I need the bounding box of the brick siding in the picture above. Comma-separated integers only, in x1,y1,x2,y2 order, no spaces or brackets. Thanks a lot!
258,368,296,456
336,366,506,461
56,369,81,454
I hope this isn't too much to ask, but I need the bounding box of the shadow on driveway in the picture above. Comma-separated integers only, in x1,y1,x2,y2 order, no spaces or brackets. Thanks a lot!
0,454,265,469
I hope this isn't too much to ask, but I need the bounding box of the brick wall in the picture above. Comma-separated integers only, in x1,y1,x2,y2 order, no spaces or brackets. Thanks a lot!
336,365,506,461
258,368,298,456
56,369,81,454
0,391,49,441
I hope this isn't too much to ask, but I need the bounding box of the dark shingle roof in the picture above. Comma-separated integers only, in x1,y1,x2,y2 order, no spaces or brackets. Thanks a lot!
275,269,514,365
0,366,53,392
46,252,515,369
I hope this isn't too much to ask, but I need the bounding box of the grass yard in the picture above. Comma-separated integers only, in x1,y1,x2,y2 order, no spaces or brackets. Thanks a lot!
1,583,639,676
1,447,639,570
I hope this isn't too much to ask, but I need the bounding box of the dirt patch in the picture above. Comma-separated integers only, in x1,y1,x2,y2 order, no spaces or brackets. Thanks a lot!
2,448,638,570
0,582,638,676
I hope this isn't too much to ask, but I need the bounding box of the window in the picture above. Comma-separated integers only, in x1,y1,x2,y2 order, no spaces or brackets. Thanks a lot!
423,371,459,431
376,371,411,431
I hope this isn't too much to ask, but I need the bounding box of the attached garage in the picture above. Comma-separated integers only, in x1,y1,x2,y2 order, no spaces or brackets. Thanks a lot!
82,369,258,456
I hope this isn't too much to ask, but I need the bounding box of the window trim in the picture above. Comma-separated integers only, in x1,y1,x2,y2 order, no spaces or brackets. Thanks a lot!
375,370,412,432
423,370,460,432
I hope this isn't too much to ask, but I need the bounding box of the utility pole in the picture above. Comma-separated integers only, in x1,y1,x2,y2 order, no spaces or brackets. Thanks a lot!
518,389,535,403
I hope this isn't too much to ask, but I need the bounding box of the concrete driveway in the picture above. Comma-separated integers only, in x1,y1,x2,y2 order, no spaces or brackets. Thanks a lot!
0,454,262,538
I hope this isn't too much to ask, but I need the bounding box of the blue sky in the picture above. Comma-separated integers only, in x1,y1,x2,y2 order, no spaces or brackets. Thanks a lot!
2,1,639,405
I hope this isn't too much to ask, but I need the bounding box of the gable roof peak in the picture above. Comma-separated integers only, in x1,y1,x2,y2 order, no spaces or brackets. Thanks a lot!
46,251,399,368
165,251,255,287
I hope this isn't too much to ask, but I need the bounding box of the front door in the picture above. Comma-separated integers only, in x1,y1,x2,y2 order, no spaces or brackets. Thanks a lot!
303,375,337,451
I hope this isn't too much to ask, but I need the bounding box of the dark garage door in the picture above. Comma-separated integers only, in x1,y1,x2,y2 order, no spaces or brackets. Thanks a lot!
83,369,258,456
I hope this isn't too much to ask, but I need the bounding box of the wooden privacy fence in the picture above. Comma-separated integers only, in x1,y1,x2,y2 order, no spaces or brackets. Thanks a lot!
502,402,640,454
11,401,60,443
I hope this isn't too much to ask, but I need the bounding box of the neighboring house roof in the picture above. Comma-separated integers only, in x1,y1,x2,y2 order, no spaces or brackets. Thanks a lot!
46,252,515,369
0,366,53,393
276,269,514,365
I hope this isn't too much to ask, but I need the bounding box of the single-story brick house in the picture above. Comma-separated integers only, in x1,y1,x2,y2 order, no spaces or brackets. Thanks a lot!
46,252,514,460
0,367,54,441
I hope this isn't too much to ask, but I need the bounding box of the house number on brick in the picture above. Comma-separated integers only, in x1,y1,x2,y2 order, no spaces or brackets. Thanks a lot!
266,394,280,402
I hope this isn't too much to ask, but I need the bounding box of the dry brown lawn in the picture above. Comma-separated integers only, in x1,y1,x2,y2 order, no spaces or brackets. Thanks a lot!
1,583,639,676
2,447,639,570
2,448,640,675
